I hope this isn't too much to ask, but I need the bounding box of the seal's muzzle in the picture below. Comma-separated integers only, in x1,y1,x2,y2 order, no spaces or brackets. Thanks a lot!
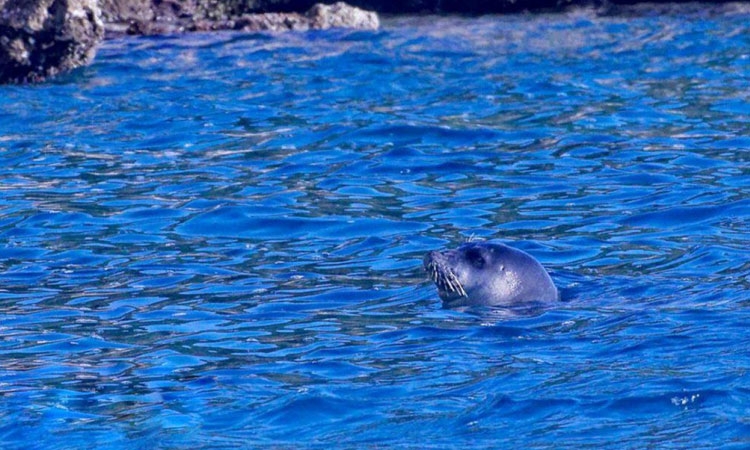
424,250,467,299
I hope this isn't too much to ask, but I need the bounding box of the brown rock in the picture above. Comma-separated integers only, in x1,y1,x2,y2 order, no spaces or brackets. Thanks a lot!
0,0,104,83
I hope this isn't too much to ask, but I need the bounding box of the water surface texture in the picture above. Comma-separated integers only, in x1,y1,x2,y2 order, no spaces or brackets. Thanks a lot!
1,6,749,448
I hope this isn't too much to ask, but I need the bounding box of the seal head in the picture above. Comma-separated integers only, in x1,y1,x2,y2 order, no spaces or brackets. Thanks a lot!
424,241,558,306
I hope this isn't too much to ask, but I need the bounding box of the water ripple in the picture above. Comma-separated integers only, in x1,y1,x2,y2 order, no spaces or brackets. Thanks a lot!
0,6,748,448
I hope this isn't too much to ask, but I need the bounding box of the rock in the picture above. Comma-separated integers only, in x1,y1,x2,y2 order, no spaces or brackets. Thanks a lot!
98,0,154,24
231,12,311,32
0,0,104,83
230,2,378,32
306,2,379,30
103,1,380,35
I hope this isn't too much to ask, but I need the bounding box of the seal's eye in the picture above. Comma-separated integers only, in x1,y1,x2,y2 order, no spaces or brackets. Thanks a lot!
465,248,485,269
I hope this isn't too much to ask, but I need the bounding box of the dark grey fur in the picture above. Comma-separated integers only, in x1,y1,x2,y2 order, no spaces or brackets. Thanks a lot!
424,242,558,306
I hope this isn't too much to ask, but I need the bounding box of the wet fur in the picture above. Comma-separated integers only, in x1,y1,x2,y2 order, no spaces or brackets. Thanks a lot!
424,241,558,306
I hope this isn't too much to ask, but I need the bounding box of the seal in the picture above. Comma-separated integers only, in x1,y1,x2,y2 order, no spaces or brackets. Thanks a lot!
424,241,558,306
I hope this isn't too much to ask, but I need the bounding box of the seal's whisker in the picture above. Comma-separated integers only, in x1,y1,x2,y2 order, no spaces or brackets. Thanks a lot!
425,256,467,298
447,270,467,297
456,281,467,297
440,268,460,297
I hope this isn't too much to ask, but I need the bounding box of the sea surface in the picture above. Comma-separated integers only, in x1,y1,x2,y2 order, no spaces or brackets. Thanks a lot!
0,4,748,448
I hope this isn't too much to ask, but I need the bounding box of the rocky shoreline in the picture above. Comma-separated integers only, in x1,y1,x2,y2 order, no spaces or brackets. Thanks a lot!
1,1,379,83
0,0,104,83
1,0,748,84
101,1,379,37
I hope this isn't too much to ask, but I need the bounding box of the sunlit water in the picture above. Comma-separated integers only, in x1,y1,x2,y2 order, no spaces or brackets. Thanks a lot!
1,5,749,448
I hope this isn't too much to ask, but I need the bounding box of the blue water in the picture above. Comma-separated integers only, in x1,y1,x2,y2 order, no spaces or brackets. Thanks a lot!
1,6,749,448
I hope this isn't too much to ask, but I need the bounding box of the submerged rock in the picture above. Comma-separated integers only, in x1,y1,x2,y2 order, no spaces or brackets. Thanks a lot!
0,0,104,83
